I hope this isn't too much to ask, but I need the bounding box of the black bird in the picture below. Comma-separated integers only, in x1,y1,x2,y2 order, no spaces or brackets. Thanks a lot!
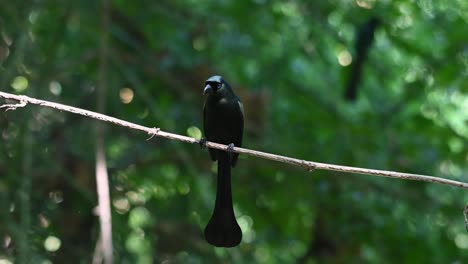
345,17,380,101
202,75,244,247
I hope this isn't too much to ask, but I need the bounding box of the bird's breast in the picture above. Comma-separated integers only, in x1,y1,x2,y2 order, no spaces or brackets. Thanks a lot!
204,99,240,144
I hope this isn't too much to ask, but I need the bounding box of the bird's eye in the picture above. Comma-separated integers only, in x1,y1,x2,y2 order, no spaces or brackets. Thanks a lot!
217,83,222,89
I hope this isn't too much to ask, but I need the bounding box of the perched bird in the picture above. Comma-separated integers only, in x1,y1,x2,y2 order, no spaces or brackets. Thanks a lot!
202,75,244,247
344,17,380,101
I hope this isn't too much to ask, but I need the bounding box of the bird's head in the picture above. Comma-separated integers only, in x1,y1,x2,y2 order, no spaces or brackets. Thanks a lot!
203,75,229,96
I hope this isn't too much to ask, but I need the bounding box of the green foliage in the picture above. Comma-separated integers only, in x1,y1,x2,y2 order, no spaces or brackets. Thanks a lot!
0,0,467,262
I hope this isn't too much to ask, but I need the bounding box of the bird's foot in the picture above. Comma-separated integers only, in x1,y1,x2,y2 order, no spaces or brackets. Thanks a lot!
227,143,235,163
226,143,235,152
226,143,234,152
199,137,207,149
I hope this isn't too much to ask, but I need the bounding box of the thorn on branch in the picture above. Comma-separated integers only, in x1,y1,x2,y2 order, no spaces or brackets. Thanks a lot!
0,99,27,111
308,164,316,172
146,127,160,141
302,160,316,172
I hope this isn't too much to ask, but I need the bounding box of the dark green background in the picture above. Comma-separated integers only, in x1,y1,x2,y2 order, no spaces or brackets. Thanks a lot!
0,0,467,263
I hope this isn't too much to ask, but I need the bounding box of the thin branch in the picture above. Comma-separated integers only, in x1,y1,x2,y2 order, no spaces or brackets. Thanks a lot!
95,0,113,263
0,99,27,111
94,147,112,264
1,91,467,189
92,234,104,264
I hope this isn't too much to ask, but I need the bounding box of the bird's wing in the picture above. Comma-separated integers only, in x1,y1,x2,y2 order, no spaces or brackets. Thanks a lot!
230,100,244,167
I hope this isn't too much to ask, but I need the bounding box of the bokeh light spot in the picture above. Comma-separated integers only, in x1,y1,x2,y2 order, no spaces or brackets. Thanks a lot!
455,233,468,249
448,137,463,154
187,126,202,140
11,76,28,92
120,87,134,104
29,11,39,24
238,214,256,243
129,207,152,228
44,236,61,252
2,31,12,46
49,190,64,204
0,258,13,264
39,214,50,228
356,0,375,9
177,182,190,195
113,197,130,214
49,81,62,95
337,50,352,66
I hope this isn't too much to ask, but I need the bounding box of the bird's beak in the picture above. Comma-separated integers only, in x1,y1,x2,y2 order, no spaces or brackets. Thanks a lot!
203,84,213,95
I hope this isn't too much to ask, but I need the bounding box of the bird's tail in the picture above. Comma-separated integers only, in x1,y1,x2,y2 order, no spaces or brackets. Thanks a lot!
204,152,242,247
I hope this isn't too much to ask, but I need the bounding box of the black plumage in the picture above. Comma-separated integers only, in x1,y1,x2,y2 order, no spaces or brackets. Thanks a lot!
202,75,244,247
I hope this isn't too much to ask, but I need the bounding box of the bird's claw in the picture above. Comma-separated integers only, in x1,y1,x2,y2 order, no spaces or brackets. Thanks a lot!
227,143,235,152
226,143,235,164
199,137,207,149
